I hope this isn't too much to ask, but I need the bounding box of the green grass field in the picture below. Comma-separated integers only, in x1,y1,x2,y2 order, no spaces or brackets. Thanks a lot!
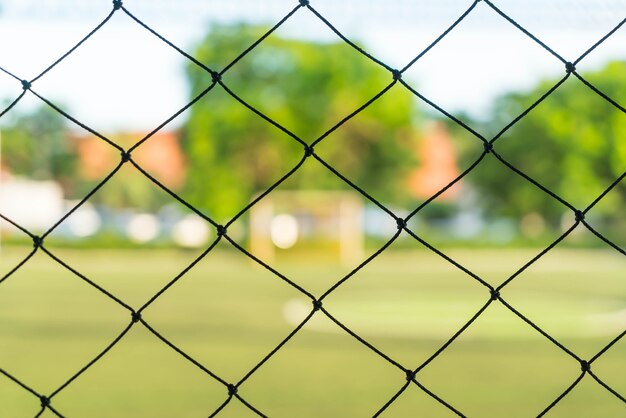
1,246,625,417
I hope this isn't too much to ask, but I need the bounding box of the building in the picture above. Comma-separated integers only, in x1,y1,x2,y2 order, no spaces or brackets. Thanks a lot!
76,131,186,190
408,121,462,201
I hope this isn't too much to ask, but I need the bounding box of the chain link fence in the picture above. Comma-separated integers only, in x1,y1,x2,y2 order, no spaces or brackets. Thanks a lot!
1,0,625,416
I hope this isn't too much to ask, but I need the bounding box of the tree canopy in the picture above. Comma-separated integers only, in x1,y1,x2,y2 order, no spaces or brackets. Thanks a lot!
458,61,626,227
182,24,420,220
1,105,76,191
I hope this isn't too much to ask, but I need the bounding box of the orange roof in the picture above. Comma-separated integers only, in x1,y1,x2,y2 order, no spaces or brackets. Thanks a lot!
76,131,186,189
408,122,461,201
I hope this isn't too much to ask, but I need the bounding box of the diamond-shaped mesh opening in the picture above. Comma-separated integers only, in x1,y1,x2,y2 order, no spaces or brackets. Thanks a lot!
401,1,560,119
143,245,304,379
503,235,626,355
407,154,577,271
489,77,626,207
0,252,128,387
51,325,226,417
241,314,406,418
31,14,190,131
312,85,424,209
211,17,391,141
320,238,485,365
417,303,580,418
180,87,306,223
240,160,386,292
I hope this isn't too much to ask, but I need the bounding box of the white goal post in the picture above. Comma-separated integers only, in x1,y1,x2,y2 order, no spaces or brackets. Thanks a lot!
249,190,364,266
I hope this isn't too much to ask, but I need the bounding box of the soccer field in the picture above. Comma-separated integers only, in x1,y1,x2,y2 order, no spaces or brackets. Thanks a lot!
1,246,625,417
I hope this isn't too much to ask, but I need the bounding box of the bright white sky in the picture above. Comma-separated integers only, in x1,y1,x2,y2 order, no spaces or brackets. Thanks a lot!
0,0,625,131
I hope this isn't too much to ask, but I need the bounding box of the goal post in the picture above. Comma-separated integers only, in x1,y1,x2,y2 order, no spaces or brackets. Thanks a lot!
249,190,364,266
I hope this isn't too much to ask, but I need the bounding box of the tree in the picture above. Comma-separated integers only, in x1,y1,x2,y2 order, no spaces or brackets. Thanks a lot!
457,61,626,228
1,105,77,192
182,24,420,221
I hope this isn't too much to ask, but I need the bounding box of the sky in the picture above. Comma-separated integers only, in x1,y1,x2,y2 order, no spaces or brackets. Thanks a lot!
0,0,625,132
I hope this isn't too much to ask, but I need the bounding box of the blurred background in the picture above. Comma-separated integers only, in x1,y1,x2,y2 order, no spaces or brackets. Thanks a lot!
1,0,625,417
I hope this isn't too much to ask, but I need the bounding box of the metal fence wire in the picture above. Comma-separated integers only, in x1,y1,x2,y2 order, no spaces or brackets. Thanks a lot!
1,0,625,416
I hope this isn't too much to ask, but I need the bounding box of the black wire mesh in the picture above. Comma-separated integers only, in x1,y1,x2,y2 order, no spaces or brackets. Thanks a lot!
1,0,625,416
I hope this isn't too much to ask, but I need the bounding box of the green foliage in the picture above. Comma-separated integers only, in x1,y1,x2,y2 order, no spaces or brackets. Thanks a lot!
1,105,76,189
1,106,166,210
88,166,167,211
183,24,419,220
459,61,626,226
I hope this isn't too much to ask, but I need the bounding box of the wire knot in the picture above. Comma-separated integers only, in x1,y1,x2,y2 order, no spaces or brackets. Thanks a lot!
227,384,238,395
21,79,31,90
112,0,123,10
312,299,323,311
483,142,493,153
32,235,43,248
396,218,406,229
121,150,131,163
565,62,576,73
391,69,402,81
40,396,50,407
211,71,221,83
405,369,416,381
304,145,315,157
580,360,590,372
131,312,142,323
490,289,500,301
216,225,227,236
299,0,310,7
574,210,584,222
